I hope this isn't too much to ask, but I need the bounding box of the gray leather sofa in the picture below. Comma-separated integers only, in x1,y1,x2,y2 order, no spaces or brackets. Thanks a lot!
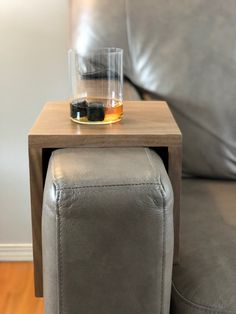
42,1,236,313
71,1,236,313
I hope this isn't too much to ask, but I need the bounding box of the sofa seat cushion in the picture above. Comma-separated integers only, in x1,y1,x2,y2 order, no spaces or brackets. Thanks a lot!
171,179,236,313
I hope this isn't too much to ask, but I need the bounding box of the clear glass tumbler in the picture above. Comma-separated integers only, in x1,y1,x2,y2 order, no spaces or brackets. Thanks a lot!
69,48,123,124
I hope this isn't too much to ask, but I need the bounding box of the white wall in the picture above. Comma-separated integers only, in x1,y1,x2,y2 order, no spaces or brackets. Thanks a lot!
0,0,69,252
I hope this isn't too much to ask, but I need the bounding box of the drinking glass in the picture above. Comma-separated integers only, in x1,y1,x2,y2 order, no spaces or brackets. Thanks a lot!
69,48,123,124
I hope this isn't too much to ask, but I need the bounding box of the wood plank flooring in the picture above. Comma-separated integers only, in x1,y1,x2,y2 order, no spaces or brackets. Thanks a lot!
0,262,43,314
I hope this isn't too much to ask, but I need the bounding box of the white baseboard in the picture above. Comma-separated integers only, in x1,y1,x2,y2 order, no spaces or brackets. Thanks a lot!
0,244,33,261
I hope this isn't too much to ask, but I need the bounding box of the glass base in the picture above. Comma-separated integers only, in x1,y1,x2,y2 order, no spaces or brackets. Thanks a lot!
70,117,122,125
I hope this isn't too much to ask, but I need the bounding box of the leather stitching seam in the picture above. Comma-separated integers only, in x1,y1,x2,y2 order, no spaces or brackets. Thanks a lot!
160,186,166,314
55,182,162,190
145,148,166,314
55,185,64,314
51,155,64,314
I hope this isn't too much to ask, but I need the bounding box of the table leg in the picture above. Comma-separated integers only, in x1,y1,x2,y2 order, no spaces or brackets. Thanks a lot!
168,145,182,264
28,147,43,297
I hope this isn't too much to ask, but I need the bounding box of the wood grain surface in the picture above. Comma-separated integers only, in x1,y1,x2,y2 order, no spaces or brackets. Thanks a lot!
0,262,43,314
28,148,44,296
29,101,181,148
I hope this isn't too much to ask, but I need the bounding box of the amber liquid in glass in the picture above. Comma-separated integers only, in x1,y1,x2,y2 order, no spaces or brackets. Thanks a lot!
70,97,123,125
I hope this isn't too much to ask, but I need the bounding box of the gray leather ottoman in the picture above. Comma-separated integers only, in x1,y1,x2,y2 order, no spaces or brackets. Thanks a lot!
42,147,173,314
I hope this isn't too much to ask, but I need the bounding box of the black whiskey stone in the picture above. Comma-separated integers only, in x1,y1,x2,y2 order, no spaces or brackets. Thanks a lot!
70,99,88,119
87,102,105,121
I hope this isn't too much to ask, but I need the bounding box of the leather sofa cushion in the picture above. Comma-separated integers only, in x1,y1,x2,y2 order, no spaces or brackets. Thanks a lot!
171,179,236,313
71,0,236,179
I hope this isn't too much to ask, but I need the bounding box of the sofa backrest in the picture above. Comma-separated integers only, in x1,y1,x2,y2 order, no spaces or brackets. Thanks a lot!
70,0,236,179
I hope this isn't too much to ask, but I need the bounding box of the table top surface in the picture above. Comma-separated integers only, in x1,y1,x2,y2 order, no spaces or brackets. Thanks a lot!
29,101,182,148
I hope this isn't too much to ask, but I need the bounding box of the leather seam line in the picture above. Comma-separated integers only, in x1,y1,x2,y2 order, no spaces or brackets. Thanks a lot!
172,282,236,313
55,182,162,190
159,181,166,314
144,148,162,185
144,148,166,313
52,154,63,313
56,188,65,314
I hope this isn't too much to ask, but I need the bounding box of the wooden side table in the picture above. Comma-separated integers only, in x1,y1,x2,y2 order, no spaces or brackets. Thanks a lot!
28,101,182,296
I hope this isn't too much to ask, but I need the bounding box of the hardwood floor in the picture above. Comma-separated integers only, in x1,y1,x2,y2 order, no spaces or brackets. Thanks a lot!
0,262,43,314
